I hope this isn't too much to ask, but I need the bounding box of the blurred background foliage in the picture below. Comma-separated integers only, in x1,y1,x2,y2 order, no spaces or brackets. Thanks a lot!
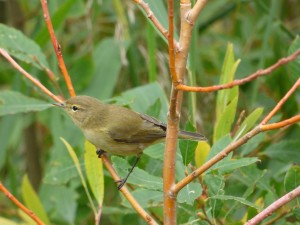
0,0,300,224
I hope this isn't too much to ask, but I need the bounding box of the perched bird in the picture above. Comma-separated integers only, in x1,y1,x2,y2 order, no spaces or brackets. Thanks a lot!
54,95,206,189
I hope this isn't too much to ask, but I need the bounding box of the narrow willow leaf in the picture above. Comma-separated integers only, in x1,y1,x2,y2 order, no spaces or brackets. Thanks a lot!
284,165,300,193
234,108,263,140
209,195,260,210
84,140,104,206
195,141,211,168
288,36,300,82
21,175,51,225
177,182,202,205
0,91,51,116
60,138,97,215
122,189,163,208
0,217,20,225
0,24,49,69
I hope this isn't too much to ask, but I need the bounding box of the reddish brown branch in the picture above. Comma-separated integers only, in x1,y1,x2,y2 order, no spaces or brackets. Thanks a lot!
0,182,46,225
176,48,300,92
245,186,300,225
100,154,158,225
261,114,300,131
0,48,62,103
40,0,76,97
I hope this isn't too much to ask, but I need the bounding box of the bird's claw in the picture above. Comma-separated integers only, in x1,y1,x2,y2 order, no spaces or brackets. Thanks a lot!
96,149,106,158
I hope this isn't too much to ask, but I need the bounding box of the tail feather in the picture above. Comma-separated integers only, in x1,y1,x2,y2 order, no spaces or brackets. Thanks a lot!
178,130,207,141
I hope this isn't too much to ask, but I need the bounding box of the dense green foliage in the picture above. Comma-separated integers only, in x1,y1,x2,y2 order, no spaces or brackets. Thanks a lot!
0,1,299,224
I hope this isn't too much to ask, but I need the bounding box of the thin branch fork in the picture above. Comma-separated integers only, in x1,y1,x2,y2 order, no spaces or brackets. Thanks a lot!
175,48,300,92
40,0,76,97
0,182,46,225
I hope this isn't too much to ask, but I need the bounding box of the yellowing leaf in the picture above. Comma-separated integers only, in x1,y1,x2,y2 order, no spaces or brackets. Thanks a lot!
84,141,104,206
195,141,211,168
21,175,50,225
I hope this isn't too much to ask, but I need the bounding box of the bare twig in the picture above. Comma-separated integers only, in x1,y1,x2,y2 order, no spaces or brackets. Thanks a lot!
40,0,76,97
176,48,300,92
186,0,208,24
100,154,159,225
0,48,62,103
245,186,300,225
0,182,46,225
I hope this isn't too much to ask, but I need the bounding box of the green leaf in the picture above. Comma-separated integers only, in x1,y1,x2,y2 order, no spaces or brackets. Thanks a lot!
179,121,198,166
146,98,161,119
284,165,300,193
84,140,104,206
288,35,300,82
212,157,260,175
21,175,51,225
206,135,232,165
234,108,264,140
144,143,165,160
213,96,238,142
264,140,300,164
209,195,259,210
0,24,49,69
85,38,124,99
60,138,97,215
0,91,51,116
177,182,202,205
113,82,169,121
214,43,240,142
112,156,163,191
122,189,163,208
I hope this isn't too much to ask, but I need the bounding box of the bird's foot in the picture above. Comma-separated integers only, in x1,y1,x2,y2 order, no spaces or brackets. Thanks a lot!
96,149,106,158
115,178,127,190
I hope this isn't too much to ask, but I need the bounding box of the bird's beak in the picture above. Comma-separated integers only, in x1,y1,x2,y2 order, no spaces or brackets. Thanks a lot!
53,102,65,108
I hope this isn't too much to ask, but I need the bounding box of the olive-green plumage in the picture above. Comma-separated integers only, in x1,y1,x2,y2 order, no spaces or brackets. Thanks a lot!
56,96,206,156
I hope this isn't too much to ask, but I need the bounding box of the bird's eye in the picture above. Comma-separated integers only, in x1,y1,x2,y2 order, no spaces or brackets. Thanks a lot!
72,105,79,112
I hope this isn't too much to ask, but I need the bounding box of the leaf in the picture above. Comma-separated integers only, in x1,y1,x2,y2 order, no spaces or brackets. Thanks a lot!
177,182,202,205
85,38,124,99
209,195,259,210
122,189,163,208
206,135,232,164
60,138,97,215
113,82,169,121
212,157,260,175
146,98,161,119
0,24,49,69
0,91,51,116
284,165,300,193
264,140,300,164
112,156,163,191
84,140,104,206
213,96,238,142
234,108,264,140
0,217,19,225
21,175,51,225
143,143,165,160
195,141,211,168
288,35,300,82
214,43,240,142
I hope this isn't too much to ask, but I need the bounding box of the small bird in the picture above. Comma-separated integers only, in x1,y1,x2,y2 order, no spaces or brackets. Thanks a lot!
54,95,206,189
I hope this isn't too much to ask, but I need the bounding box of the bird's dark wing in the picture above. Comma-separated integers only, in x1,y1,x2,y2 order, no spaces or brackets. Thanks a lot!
108,113,167,144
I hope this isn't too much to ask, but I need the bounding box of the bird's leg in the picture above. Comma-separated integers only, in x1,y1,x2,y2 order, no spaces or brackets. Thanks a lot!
96,149,106,158
117,155,141,190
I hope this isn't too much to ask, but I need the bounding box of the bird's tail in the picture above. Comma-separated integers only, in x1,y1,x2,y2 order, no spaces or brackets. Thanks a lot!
178,130,207,142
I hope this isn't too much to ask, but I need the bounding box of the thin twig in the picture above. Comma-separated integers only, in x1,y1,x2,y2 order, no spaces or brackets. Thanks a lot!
100,154,159,225
0,48,62,103
244,186,300,225
40,0,76,97
176,48,300,92
0,182,46,225
186,0,208,24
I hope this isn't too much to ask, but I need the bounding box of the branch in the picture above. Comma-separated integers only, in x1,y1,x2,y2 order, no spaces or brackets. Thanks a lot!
132,0,179,50
186,0,208,24
245,186,300,225
0,182,46,225
176,48,300,92
0,48,62,103
100,154,158,225
40,0,76,97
